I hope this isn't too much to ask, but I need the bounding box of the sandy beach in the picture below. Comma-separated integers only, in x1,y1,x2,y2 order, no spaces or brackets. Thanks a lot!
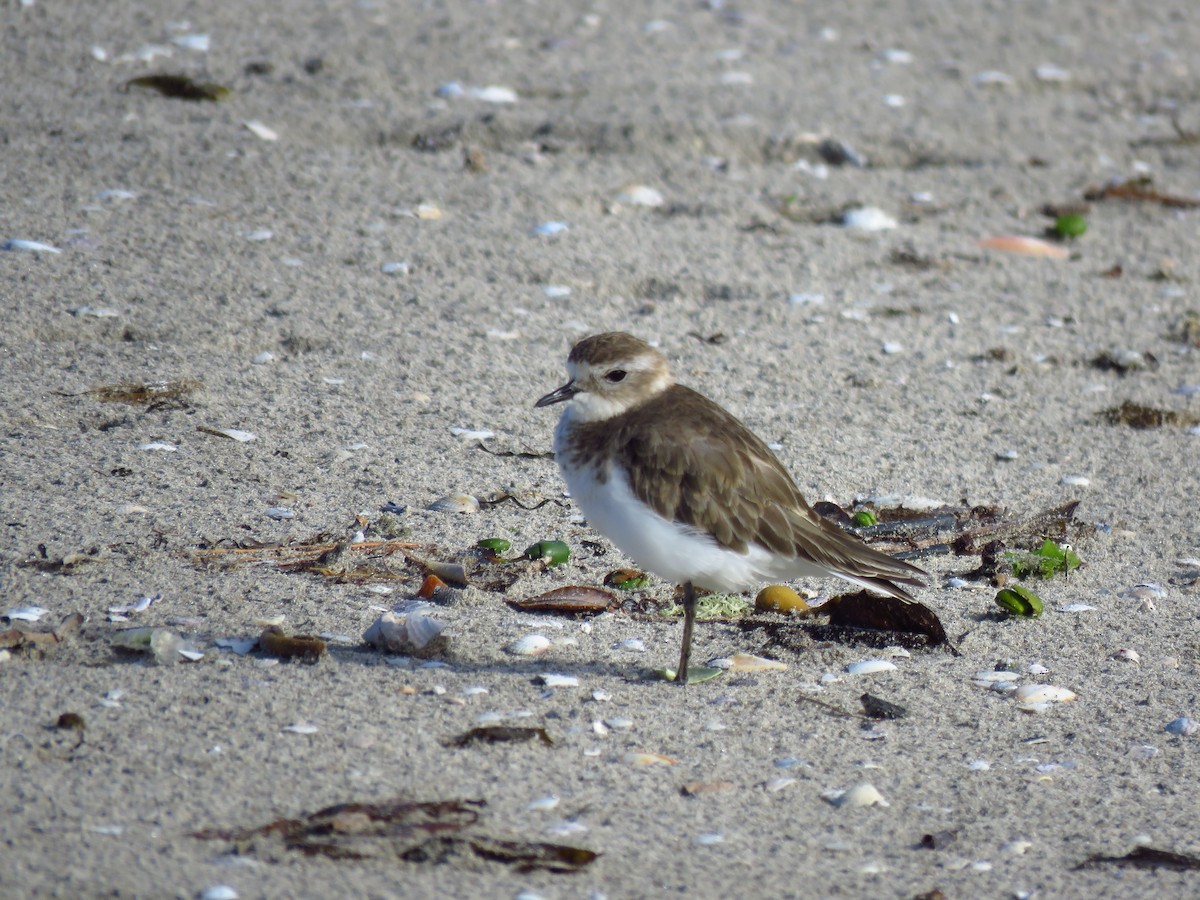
3,1,1199,897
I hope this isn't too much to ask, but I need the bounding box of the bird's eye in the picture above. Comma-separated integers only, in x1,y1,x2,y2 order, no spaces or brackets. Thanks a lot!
604,369,627,383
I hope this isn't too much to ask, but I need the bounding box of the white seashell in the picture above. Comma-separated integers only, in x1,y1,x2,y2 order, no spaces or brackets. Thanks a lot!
1002,840,1033,856
542,285,571,298
470,85,518,104
435,81,464,98
788,292,825,306
243,120,278,141
282,722,319,734
880,48,913,64
363,611,447,654
591,690,611,702
199,887,239,900
1027,663,1050,675
242,229,273,242
427,493,479,514
95,189,136,202
841,207,897,231
881,341,904,355
1034,63,1071,82
605,717,634,731
264,506,294,520
2,239,61,254
1123,582,1167,601
615,185,664,207
591,719,609,735
1014,684,1076,704
91,45,108,62
5,606,48,622
178,648,205,662
1016,701,1053,714
450,427,494,441
973,670,1020,683
1058,603,1096,613
506,635,551,656
834,783,889,808
536,673,579,688
173,33,210,52
381,261,410,275
206,427,256,442
967,759,991,771
527,795,559,811
138,441,177,452
765,777,797,792
615,638,646,652
545,821,587,837
695,833,724,846
847,659,897,675
883,94,905,108
531,221,568,237
1113,648,1140,663
974,70,1015,87
1165,717,1198,736
1061,474,1090,487
253,351,274,364
405,613,447,650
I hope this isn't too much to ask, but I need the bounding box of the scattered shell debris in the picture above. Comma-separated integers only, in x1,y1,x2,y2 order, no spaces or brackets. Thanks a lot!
281,722,319,735
624,751,678,766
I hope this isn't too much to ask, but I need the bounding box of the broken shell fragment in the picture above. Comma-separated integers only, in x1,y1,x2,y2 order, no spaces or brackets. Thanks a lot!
708,653,787,672
506,635,551,657
1014,684,1076,709
846,659,897,675
427,493,479,514
1165,717,1198,736
979,234,1070,259
363,611,447,656
830,783,889,808
535,673,579,688
755,585,812,615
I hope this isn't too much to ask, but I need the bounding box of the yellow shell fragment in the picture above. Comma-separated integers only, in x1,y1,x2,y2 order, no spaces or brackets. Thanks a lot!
755,585,812,615
624,751,678,767
709,653,787,673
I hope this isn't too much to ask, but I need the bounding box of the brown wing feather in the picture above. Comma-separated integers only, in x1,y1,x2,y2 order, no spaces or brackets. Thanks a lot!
602,385,925,596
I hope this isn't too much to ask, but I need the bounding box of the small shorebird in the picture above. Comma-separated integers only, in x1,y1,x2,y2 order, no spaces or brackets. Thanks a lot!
536,332,926,682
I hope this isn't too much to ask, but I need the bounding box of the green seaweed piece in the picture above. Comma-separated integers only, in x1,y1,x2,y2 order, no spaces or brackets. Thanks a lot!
1007,539,1081,579
995,585,1044,617
523,540,570,566
126,74,231,102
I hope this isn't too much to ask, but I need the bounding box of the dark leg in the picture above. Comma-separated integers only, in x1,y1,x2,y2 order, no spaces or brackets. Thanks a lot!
674,581,696,684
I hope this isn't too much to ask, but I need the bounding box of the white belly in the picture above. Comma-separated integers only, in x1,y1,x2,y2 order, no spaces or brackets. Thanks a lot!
558,456,830,593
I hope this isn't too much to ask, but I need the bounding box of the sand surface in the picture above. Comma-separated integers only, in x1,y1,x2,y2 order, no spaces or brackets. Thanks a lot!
3,1,1200,897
